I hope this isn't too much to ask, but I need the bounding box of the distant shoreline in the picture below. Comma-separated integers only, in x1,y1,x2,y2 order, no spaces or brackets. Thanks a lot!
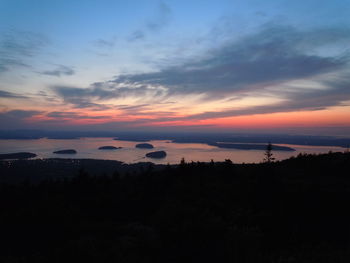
208,142,295,151
0,135,348,148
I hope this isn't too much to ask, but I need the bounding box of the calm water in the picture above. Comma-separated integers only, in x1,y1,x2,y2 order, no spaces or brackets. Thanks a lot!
0,137,345,164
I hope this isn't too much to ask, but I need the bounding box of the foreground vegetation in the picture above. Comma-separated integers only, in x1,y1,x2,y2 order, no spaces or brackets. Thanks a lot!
0,152,350,262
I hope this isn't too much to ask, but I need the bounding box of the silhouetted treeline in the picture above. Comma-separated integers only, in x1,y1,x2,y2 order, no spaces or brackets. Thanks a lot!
0,152,350,262
0,158,166,183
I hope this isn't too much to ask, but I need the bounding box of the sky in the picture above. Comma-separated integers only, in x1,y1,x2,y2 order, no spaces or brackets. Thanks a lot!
1,0,350,135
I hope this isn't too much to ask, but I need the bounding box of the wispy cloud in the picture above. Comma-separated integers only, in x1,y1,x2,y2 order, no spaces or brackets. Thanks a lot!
146,1,172,32
46,111,108,119
93,37,117,48
127,30,145,42
127,1,172,42
51,84,167,109
117,25,350,96
0,30,49,74
0,90,28,99
39,65,75,77
47,24,350,120
36,23,350,129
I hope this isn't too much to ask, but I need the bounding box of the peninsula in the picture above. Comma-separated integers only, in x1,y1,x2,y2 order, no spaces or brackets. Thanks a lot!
53,149,77,154
0,152,37,160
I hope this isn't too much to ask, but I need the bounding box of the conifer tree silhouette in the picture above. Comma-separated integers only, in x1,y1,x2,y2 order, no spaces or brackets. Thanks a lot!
264,142,275,163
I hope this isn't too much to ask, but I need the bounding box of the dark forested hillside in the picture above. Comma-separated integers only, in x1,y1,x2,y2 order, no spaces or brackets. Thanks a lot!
0,152,350,262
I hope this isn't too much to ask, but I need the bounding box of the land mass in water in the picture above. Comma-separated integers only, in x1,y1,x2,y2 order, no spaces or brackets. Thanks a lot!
53,149,77,154
98,146,122,150
209,143,295,151
135,143,154,149
0,152,37,160
145,151,167,158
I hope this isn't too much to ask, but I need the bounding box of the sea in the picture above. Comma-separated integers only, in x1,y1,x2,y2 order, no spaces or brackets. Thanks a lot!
0,137,345,164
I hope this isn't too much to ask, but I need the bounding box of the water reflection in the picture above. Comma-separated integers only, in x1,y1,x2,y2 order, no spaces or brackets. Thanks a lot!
0,137,345,164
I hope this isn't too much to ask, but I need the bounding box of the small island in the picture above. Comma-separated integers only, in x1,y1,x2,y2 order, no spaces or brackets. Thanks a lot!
0,152,37,160
135,143,154,149
209,143,295,151
145,151,167,159
53,149,77,154
98,146,122,150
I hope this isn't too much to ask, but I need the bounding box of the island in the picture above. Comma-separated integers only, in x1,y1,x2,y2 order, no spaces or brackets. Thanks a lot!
145,151,167,159
208,143,295,151
98,146,122,150
53,149,77,154
135,143,154,149
0,152,37,160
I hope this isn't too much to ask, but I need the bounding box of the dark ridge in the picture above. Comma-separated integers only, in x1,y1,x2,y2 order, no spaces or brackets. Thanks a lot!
145,150,167,159
135,143,154,149
98,146,122,150
0,152,350,262
53,149,77,154
0,152,37,160
0,158,165,183
209,142,295,151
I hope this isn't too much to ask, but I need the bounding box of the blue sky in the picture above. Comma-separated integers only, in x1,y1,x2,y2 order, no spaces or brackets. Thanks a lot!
0,0,350,134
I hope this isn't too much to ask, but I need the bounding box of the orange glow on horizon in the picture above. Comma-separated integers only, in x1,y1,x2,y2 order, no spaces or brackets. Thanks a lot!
17,104,350,130
147,106,350,129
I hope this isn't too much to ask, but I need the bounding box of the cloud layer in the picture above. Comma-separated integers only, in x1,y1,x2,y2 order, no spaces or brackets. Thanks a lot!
48,25,350,122
115,26,349,95
2,22,350,132
0,110,42,129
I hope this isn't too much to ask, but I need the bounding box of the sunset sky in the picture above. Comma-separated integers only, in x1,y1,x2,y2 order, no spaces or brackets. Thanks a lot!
1,0,350,135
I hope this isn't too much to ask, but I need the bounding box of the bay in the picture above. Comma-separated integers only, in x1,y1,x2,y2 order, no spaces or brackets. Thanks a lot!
0,137,345,164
